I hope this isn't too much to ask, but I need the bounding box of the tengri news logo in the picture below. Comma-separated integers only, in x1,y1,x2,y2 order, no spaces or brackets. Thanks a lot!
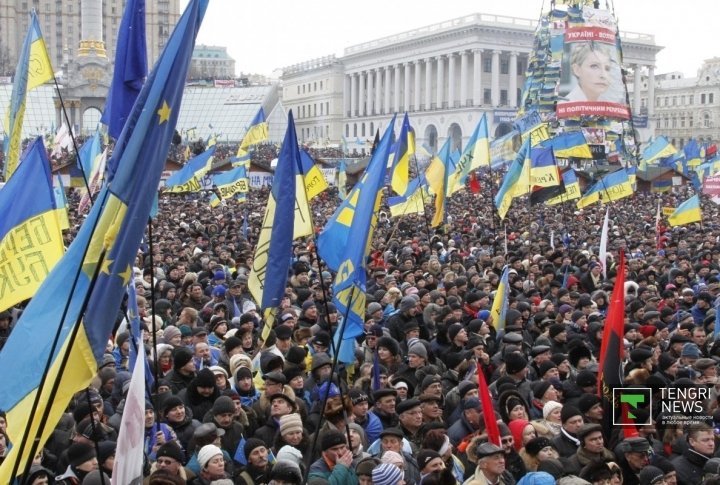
612,388,652,426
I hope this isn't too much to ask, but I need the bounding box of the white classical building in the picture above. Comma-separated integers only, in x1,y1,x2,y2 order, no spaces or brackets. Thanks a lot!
629,58,720,148
281,12,661,153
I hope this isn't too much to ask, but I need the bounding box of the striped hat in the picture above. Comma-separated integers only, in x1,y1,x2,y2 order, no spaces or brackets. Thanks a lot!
372,463,404,485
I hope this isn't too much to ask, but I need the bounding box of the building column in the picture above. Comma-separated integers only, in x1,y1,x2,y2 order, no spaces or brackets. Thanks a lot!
448,53,457,108
357,71,365,117
414,60,422,112
436,55,445,109
403,62,411,113
633,64,642,115
366,69,374,117
460,50,469,107
344,74,351,117
394,64,402,113
425,58,433,110
473,49,482,106
491,50,501,106
648,65,655,118
350,73,357,117
384,66,392,115
509,51,518,108
375,68,382,116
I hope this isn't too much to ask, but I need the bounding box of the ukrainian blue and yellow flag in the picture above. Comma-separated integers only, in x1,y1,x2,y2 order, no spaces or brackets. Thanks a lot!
651,179,672,193
389,113,415,196
299,149,329,200
322,118,396,364
540,131,592,159
388,176,430,217
249,111,307,340
684,139,703,168
0,137,63,312
208,166,249,208
642,136,677,165
546,168,581,206
318,116,396,272
425,138,453,228
3,11,53,178
529,146,564,204
336,159,348,200
448,113,490,194
53,174,70,231
0,1,207,481
164,145,216,193
577,169,634,209
239,107,269,150
490,266,510,331
495,140,529,220
668,194,702,227
75,131,103,186
100,0,147,139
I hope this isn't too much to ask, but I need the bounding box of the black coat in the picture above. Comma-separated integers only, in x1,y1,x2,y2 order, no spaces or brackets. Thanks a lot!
551,429,580,459
672,447,710,485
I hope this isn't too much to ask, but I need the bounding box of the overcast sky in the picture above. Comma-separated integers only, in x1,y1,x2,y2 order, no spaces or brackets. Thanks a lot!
183,0,717,78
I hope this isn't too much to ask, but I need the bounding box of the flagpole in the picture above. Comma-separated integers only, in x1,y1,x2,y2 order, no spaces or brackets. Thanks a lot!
146,216,161,393
52,75,94,199
304,286,355,478
10,196,111,482
411,151,433,243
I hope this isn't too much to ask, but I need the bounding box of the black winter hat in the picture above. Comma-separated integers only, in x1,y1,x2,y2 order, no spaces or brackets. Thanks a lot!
504,352,528,374
157,441,185,464
173,347,194,369
560,405,582,423
377,336,400,356
68,442,96,468
321,430,347,451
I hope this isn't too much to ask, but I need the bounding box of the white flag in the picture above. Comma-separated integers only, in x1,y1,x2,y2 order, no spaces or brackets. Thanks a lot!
111,347,146,485
599,207,610,279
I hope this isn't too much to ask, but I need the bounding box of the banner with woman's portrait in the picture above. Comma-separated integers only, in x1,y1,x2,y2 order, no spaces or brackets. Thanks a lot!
557,8,630,120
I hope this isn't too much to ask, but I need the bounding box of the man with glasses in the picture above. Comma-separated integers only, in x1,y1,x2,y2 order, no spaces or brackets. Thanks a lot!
396,398,423,453
618,436,652,485
153,441,192,482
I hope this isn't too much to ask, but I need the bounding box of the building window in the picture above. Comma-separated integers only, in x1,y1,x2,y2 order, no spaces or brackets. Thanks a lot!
370,122,374,134
664,118,669,128
314,82,317,91
701,93,706,104
688,94,693,104
320,81,323,90
681,95,685,105
500,59,509,75
302,105,305,117
681,117,686,128
710,93,715,103
704,113,710,128
500,90,508,105
483,58,492,73
314,104,317,116
672,118,677,128
483,89,491,104
326,102,329,114
353,123,357,137
517,59,524,74
345,124,349,137
672,96,677,106
320,103,323,115
361,123,366,137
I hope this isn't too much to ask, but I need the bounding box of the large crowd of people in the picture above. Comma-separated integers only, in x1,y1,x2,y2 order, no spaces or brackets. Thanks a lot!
3,164,720,485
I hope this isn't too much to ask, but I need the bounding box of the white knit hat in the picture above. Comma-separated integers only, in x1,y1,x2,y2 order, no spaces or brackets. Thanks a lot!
198,444,223,469
543,400,563,420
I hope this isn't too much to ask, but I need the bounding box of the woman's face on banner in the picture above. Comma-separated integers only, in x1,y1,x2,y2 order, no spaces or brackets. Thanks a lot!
573,49,612,101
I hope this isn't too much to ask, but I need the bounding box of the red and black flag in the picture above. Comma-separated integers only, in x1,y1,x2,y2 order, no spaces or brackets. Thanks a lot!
597,249,626,436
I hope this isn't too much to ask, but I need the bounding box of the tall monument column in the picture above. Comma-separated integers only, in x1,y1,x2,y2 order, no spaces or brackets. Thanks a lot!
79,0,107,57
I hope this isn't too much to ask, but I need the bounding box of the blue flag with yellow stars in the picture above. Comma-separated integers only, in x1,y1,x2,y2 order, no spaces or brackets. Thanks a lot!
0,1,207,481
